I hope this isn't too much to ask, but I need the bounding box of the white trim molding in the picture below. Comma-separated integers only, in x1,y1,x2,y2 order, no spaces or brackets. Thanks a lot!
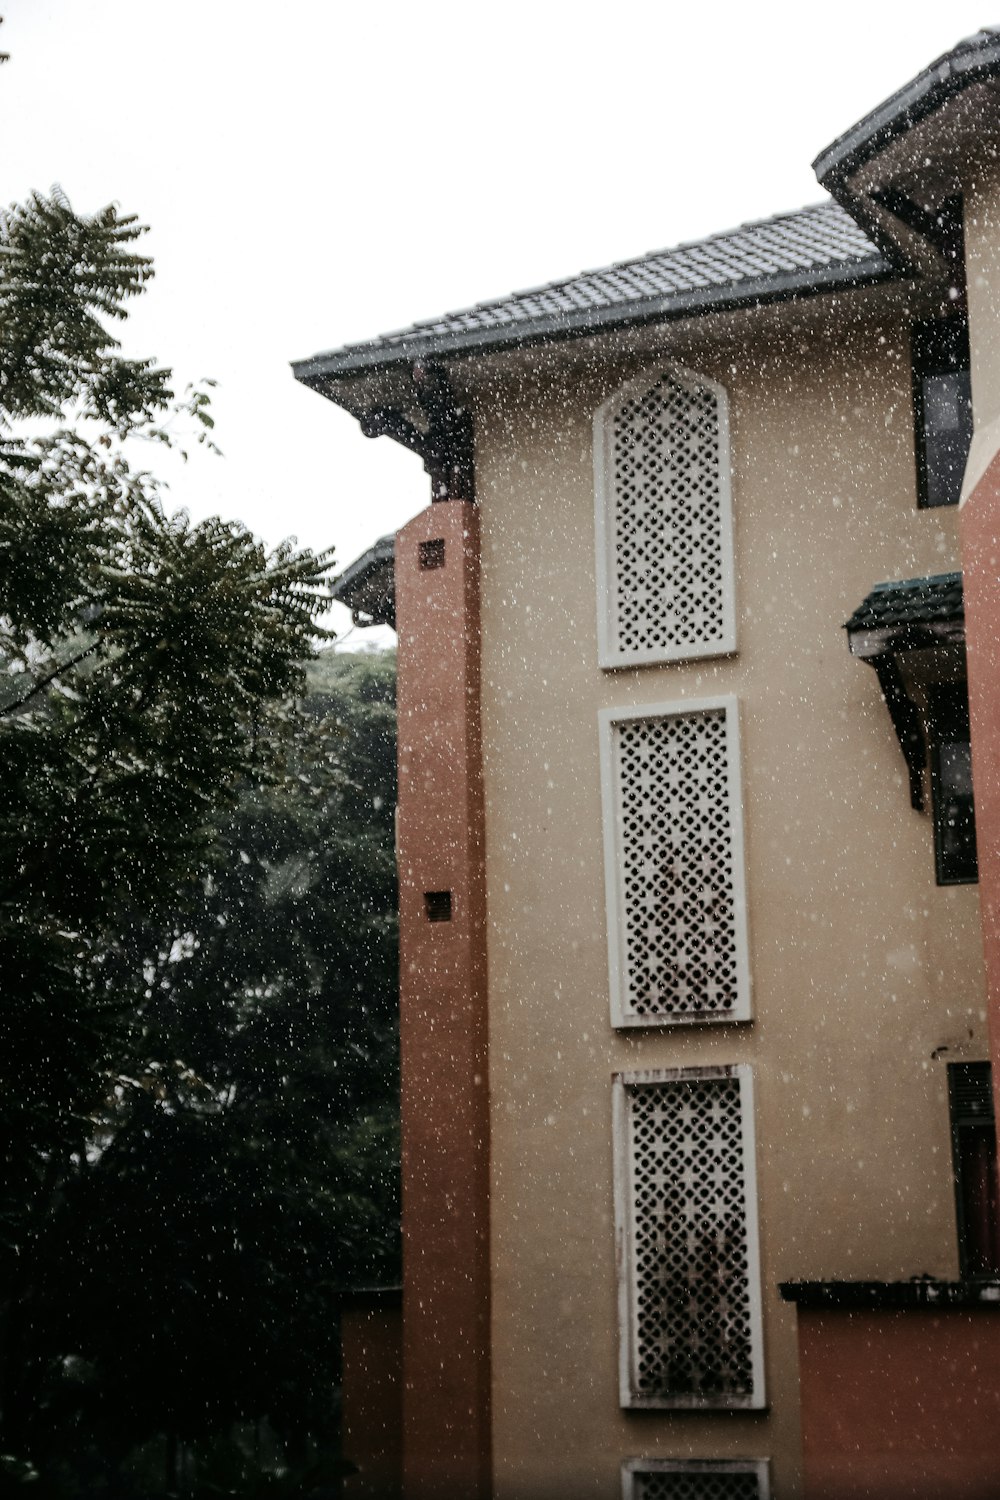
613,1066,766,1411
621,1457,772,1500
594,363,736,670
599,695,752,1028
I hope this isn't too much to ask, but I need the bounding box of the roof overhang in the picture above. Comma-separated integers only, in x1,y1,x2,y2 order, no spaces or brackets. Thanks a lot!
815,29,1000,274
292,252,892,393
815,29,1000,189
330,534,395,630
292,34,1000,424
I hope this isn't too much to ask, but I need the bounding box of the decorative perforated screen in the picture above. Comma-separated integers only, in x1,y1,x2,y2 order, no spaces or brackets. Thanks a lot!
634,1476,757,1500
595,367,734,667
601,698,750,1027
622,1460,770,1500
614,1069,765,1409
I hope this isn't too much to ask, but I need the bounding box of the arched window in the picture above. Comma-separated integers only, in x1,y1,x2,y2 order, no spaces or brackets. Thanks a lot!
594,365,735,667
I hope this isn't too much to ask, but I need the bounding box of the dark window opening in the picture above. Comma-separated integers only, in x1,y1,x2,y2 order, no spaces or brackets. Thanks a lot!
424,889,452,922
948,1062,1000,1278
928,683,977,885
912,315,973,509
419,538,446,570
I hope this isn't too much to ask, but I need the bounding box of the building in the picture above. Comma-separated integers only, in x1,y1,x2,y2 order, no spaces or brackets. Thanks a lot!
295,28,1000,1500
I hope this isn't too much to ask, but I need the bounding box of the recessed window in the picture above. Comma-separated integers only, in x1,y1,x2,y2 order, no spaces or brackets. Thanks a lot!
419,538,446,570
424,890,452,922
928,683,977,885
912,316,973,509
948,1062,1000,1278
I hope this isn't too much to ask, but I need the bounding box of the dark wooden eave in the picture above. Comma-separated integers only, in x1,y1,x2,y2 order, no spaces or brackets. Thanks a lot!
358,361,474,503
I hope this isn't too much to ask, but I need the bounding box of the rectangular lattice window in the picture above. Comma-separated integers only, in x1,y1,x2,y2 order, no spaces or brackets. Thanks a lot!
613,1067,765,1410
621,1458,771,1500
594,365,736,668
600,697,751,1027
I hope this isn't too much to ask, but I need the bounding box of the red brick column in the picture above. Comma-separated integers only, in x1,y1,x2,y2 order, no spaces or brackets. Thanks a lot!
961,452,1000,1132
394,500,491,1500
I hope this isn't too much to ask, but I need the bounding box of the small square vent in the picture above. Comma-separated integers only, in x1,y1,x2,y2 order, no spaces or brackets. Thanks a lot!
419,538,446,570
424,890,452,922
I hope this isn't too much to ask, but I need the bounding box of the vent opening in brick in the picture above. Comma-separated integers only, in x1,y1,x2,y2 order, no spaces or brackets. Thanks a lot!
419,538,446,570
424,890,452,922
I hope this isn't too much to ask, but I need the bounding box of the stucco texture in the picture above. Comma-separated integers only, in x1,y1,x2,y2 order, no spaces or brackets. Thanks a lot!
472,293,985,1500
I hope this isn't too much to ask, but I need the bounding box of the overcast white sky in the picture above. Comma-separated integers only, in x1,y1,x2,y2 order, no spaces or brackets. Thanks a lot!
0,2,992,640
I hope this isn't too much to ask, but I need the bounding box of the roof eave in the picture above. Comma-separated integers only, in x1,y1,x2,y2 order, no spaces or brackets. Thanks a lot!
292,254,894,390
814,31,1000,190
330,535,396,630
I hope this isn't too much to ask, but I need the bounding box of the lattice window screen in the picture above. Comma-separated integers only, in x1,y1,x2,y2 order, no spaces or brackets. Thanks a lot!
595,367,735,667
622,1460,770,1500
601,698,750,1027
614,1069,765,1409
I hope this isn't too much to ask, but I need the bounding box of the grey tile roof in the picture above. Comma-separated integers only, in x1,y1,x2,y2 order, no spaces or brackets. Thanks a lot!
294,202,891,384
844,573,963,633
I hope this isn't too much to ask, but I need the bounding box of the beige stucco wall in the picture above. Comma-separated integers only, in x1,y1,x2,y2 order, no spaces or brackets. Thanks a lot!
472,293,985,1500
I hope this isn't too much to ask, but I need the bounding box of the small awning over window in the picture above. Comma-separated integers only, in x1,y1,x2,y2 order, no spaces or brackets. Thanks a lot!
331,535,396,630
844,573,965,811
845,572,964,657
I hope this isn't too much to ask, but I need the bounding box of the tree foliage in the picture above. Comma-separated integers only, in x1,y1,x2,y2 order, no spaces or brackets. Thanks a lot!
0,190,399,1495
18,653,399,1495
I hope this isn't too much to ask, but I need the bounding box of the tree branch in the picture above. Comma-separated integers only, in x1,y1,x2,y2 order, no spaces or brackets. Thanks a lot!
2,641,100,716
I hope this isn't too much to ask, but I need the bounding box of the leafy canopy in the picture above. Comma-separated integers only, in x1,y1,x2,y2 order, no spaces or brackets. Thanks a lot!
0,188,340,1467
20,652,400,1494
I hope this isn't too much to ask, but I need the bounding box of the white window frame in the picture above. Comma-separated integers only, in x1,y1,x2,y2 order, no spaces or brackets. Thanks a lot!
612,1065,766,1411
594,363,736,670
599,695,752,1028
621,1457,772,1500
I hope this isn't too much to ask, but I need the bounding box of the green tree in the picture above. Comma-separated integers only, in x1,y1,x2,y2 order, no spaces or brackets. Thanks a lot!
24,651,400,1495
0,189,364,1484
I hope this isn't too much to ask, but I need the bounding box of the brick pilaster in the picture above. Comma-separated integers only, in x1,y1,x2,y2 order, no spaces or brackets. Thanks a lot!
394,500,491,1499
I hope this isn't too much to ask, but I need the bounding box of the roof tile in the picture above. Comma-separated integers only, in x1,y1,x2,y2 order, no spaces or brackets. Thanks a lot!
296,201,888,382
844,573,964,632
